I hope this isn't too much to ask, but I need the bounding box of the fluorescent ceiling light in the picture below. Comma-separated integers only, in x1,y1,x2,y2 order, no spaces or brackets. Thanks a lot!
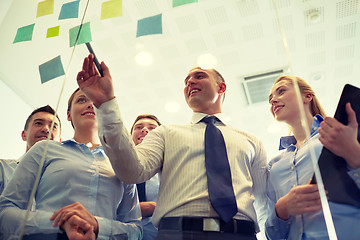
197,53,217,69
135,51,153,66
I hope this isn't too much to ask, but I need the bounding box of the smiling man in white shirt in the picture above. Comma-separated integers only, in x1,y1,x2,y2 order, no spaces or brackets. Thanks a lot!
75,54,268,240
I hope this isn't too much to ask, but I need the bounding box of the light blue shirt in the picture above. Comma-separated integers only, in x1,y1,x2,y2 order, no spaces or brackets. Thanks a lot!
266,115,360,240
0,139,142,240
0,159,18,194
142,173,159,240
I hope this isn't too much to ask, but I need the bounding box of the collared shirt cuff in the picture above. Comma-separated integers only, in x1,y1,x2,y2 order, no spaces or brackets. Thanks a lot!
266,208,291,239
96,216,111,239
95,98,120,125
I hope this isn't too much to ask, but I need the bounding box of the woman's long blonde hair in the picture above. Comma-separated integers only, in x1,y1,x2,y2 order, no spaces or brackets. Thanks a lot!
274,75,326,117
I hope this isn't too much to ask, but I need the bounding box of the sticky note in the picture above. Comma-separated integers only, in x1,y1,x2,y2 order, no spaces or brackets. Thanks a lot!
173,0,198,8
13,24,35,43
59,0,80,20
36,0,54,18
46,26,60,38
101,0,122,20
136,14,162,37
39,56,65,84
69,22,92,47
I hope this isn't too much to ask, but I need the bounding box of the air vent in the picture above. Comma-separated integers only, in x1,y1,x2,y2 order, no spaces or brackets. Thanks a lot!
241,68,289,105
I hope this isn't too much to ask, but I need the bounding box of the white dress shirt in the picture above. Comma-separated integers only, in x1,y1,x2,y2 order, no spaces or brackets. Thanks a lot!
96,98,268,233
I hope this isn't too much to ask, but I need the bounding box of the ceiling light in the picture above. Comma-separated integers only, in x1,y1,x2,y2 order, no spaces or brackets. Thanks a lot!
164,102,180,113
135,51,153,66
197,53,217,69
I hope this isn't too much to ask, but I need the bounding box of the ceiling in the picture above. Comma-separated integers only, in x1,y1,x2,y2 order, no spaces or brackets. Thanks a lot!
1,0,359,159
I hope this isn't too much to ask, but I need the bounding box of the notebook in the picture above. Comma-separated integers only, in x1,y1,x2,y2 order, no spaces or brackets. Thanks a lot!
312,84,360,208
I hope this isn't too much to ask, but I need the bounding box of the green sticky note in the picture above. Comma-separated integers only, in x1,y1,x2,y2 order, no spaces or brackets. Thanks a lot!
13,23,35,43
173,0,198,8
39,56,65,84
69,22,92,47
101,0,122,20
46,26,60,38
59,0,79,20
36,0,54,18
136,14,162,37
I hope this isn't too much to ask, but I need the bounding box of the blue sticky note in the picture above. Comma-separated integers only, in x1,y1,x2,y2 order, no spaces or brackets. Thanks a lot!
69,22,92,47
39,56,65,84
13,23,35,43
59,0,79,20
136,14,162,37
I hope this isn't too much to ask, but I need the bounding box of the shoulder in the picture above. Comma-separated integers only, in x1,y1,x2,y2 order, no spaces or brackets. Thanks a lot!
0,159,18,170
23,140,65,159
226,125,263,144
148,123,193,136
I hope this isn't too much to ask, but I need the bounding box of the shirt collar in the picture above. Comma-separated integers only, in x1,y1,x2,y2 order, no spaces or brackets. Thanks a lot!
279,114,324,150
62,139,103,150
191,112,225,125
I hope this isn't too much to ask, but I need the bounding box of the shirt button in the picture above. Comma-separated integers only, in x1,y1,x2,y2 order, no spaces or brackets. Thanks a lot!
357,179,360,184
290,166,294,171
354,173,359,177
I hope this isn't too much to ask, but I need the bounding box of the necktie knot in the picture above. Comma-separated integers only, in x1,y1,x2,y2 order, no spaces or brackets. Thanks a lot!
202,116,218,125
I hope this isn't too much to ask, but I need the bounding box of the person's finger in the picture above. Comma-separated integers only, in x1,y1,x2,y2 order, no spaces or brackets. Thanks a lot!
82,55,90,74
50,208,60,221
88,54,96,76
295,184,319,193
346,102,358,129
101,61,111,79
52,211,65,226
322,116,339,129
68,215,92,232
301,203,322,213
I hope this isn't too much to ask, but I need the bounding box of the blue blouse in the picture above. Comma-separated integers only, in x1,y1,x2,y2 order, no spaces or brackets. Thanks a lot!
0,139,142,240
266,115,360,240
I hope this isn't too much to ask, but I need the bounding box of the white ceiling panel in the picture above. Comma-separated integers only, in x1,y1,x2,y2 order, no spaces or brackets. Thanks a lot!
0,0,360,159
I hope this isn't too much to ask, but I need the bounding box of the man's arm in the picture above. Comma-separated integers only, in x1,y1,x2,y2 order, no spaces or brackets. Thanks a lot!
78,54,163,184
250,141,268,238
140,201,156,217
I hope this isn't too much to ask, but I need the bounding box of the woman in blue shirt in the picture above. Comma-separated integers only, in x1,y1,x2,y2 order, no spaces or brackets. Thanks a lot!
266,75,360,240
0,88,142,240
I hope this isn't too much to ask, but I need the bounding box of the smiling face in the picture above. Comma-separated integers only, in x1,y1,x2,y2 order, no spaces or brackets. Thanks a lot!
131,118,159,145
183,67,226,115
269,79,311,123
22,112,61,152
67,90,97,131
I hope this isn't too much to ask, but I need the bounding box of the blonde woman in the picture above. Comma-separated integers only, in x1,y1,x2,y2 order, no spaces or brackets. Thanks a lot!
266,76,360,239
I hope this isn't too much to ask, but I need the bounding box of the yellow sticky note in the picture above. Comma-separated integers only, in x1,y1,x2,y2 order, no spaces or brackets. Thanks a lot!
101,0,122,20
46,26,60,38
36,0,54,18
